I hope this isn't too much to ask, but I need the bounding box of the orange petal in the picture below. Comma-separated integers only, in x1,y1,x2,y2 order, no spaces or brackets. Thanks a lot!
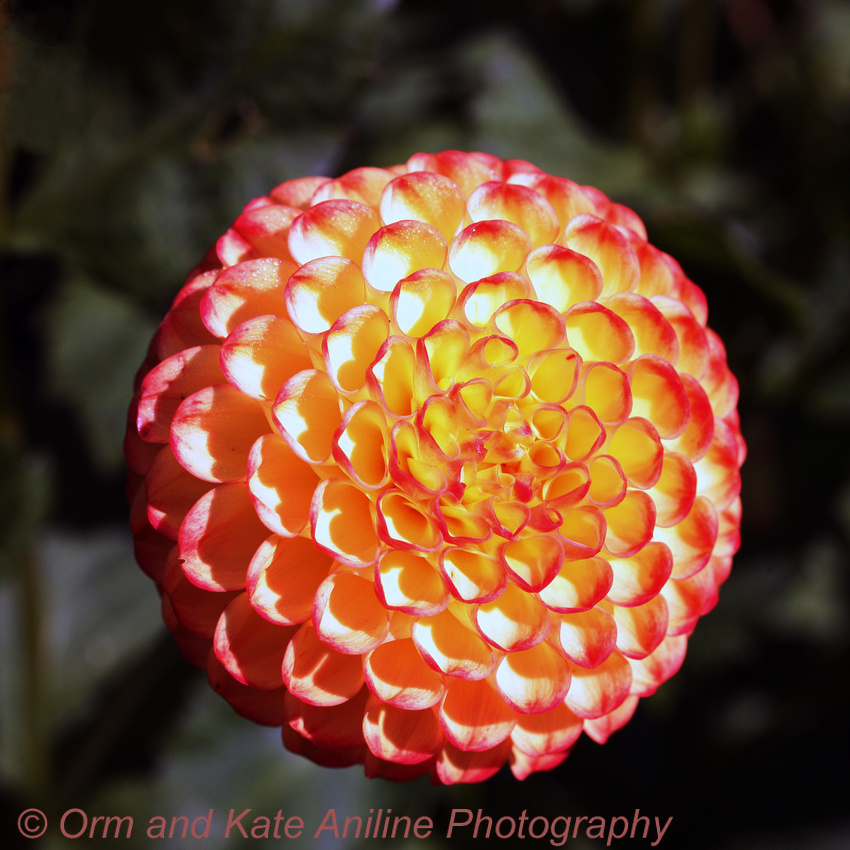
694,418,742,512
220,315,313,401
493,300,566,357
163,549,240,637
665,373,715,461
247,433,318,537
474,582,550,652
439,547,506,603
246,535,333,625
310,166,394,206
653,295,710,379
312,571,390,654
562,405,606,461
649,451,698,528
137,345,224,443
153,271,220,360
412,607,496,680
466,181,559,246
628,633,688,696
179,483,270,591
376,490,442,551
323,305,390,394
501,534,564,593
660,565,718,636
510,702,583,757
565,302,635,364
269,175,328,208
389,268,458,338
606,292,679,362
538,556,613,613
367,337,422,417
284,685,371,748
213,593,296,689
563,214,639,296
287,199,380,266
525,243,603,312
200,258,294,339
171,384,269,483
331,400,388,490
145,445,214,539
448,220,532,283
418,320,471,390
220,203,299,264
580,361,632,425
457,271,531,328
282,624,365,706
607,417,664,489
380,170,466,240
439,678,517,751
363,753,433,780
654,495,718,579
586,455,627,507
528,348,581,404
564,650,632,719
558,505,606,559
407,149,502,195
363,704,442,764
607,541,674,607
272,369,341,464
628,355,690,439
558,607,617,668
375,550,449,616
207,652,288,726
611,594,670,659
284,256,367,335
494,641,572,713
364,637,445,709
603,490,656,557
362,220,448,293
582,694,639,744
434,738,512,784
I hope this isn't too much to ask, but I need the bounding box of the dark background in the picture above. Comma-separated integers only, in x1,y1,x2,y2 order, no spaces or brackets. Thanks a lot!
1,0,849,847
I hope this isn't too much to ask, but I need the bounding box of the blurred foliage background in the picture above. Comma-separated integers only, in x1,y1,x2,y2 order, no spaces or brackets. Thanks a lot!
1,0,849,847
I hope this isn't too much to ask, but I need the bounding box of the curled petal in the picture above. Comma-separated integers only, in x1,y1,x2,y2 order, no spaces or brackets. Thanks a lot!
528,349,580,404
434,738,512,785
218,203,299,265
363,704,442,764
493,300,566,357
583,694,640,744
563,405,606,461
466,181,559,246
440,547,506,603
558,505,606,560
201,258,294,339
510,702,583,757
607,541,674,607
179,483,270,592
364,637,445,709
313,571,389,654
649,451,698,528
272,369,342,464
629,355,690,439
376,490,442,551
323,305,390,394
449,220,532,283
607,417,663,489
171,384,269,483
380,170,466,239
376,550,449,616
509,747,571,781
586,455,627,508
628,634,688,696
440,678,517,751
285,256,367,335
495,641,572,714
138,345,224,444
458,272,531,329
694,418,743,512
362,220,448,293
407,149,503,195
214,593,296,689
282,624,365,706
539,556,613,614
390,268,457,338
474,582,550,652
146,446,214,539
525,244,603,312
284,685,371,748
247,535,333,626
310,167,394,206
611,594,670,659
332,400,389,490
564,651,632,720
269,175,328,208
606,292,679,362
654,495,718,579
220,315,313,401
565,302,635,364
412,607,496,680
288,199,380,266
558,607,617,668
247,433,318,537
666,374,715,461
603,490,656,557
501,534,564,593
154,271,220,360
208,653,288,726
563,215,639,296
661,566,718,636
653,295,709,379
580,362,632,425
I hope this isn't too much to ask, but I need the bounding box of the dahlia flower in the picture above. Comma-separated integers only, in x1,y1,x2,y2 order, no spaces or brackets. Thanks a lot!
126,150,744,784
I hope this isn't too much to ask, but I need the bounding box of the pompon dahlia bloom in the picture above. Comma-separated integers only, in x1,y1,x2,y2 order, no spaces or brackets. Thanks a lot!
126,150,744,784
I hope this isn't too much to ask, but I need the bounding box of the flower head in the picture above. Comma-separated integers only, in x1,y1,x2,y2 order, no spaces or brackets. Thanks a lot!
126,150,745,784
